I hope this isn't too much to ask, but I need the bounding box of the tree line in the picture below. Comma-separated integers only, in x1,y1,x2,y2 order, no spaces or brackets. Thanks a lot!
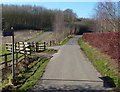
2,4,77,40
2,5,76,31
2,5,55,30
2,2,118,37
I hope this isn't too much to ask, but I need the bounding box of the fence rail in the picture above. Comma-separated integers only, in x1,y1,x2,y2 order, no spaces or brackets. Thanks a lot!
0,41,46,70
0,52,24,70
5,41,46,53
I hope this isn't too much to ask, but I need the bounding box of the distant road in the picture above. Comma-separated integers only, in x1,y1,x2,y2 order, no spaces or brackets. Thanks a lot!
27,32,51,43
46,46,61,50
32,35,112,91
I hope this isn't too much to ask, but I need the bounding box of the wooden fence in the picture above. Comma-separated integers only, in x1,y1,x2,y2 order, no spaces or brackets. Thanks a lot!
0,53,24,70
5,41,46,53
31,42,46,52
0,41,46,70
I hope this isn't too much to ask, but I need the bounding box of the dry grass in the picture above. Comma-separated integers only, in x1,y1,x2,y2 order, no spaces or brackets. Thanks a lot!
41,32,60,45
2,30,42,45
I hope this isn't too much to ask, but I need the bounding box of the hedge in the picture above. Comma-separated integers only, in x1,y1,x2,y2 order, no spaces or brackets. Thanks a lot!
83,32,120,62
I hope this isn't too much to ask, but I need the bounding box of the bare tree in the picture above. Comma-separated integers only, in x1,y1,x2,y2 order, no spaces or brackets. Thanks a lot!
53,9,77,42
94,2,118,33
53,10,65,41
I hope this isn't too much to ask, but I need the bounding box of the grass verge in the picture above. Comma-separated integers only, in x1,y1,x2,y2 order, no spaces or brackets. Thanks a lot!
60,35,74,45
38,49,58,54
2,55,50,92
17,58,49,92
78,37,119,88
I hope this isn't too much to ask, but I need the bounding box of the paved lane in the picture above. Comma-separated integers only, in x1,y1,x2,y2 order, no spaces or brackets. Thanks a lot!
32,35,112,91
27,32,51,43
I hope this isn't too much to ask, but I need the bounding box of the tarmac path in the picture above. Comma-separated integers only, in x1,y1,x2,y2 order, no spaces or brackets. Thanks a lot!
27,32,51,43
32,35,112,91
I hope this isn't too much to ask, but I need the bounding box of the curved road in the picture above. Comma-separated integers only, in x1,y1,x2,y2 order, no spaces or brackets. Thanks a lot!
32,36,112,91
27,32,51,43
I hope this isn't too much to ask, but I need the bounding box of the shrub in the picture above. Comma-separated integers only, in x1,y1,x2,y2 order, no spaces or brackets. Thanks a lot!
83,32,120,62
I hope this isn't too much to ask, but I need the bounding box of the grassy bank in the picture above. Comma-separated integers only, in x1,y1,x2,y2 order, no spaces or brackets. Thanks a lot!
60,35,74,45
18,57,50,92
41,49,58,54
2,56,50,92
78,37,119,88
1,46,57,91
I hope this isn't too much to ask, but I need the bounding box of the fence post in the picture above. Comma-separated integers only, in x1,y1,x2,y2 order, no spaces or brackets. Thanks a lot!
24,54,26,62
44,42,46,50
50,41,52,46
34,42,36,52
18,42,20,53
5,54,7,68
23,43,26,62
36,42,38,52
16,52,18,67
12,34,15,81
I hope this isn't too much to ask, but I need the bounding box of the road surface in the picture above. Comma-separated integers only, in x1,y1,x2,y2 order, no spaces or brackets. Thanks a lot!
27,32,51,43
46,46,61,50
32,35,112,91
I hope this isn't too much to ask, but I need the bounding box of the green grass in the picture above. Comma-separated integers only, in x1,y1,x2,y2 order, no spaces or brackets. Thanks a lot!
39,49,57,54
0,45,24,89
60,37,70,45
17,58,49,92
2,55,50,92
0,46,23,63
60,35,74,45
15,57,44,87
0,44,25,60
0,80,8,88
78,37,119,88
0,45,10,55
